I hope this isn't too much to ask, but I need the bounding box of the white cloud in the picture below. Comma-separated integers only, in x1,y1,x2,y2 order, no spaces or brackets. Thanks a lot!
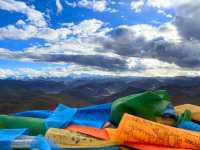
0,18,106,42
78,0,107,12
130,0,145,13
71,19,105,36
65,1,77,7
0,0,46,27
157,9,173,18
91,0,107,12
56,0,63,13
65,0,116,13
0,24,72,42
130,0,193,13
127,57,200,77
0,18,112,57
37,27,71,43
147,0,192,9
16,20,26,26
122,22,182,43
0,24,38,40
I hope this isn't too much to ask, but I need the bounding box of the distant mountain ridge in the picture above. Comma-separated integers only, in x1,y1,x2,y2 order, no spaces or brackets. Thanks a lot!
0,76,200,113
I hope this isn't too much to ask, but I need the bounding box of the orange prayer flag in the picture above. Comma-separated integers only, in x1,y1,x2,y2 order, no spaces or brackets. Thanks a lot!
66,124,110,140
125,142,192,150
106,128,118,142
106,113,200,150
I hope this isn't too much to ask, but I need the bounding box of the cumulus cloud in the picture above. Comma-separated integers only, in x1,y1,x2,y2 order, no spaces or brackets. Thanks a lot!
147,0,192,9
0,24,38,40
175,1,200,41
0,18,105,42
97,20,200,69
0,0,46,27
130,0,145,13
129,0,193,14
99,23,181,55
0,24,73,42
70,19,105,36
65,0,116,13
78,0,107,12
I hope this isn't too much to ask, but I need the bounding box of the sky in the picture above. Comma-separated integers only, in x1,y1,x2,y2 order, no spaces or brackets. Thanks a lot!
0,0,200,79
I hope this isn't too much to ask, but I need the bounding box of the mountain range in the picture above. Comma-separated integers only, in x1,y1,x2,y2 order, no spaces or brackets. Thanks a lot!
0,76,200,113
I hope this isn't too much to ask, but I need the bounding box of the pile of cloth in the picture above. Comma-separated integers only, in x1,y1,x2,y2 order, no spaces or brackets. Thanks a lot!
1,90,200,150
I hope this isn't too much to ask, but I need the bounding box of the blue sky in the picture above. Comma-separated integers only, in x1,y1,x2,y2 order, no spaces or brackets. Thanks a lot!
0,0,199,79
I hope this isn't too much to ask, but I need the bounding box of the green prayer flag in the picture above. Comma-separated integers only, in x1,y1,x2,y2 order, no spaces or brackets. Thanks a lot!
111,90,170,125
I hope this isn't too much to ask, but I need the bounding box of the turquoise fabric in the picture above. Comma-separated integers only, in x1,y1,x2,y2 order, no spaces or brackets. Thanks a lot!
45,103,111,129
177,121,200,132
0,128,27,150
72,103,112,128
45,104,77,129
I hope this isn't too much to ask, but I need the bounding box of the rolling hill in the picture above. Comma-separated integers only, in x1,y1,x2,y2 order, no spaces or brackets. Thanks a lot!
0,76,200,113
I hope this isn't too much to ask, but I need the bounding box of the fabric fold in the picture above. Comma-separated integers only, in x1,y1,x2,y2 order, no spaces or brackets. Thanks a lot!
15,110,52,119
72,103,112,128
45,104,77,129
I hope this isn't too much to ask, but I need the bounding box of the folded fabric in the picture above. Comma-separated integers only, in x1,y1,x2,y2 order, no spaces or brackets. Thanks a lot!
72,103,112,128
0,128,27,150
106,113,200,149
177,121,200,132
111,90,170,125
45,103,111,129
45,128,118,149
176,104,200,122
66,124,110,140
0,115,46,136
45,104,77,129
15,110,52,119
